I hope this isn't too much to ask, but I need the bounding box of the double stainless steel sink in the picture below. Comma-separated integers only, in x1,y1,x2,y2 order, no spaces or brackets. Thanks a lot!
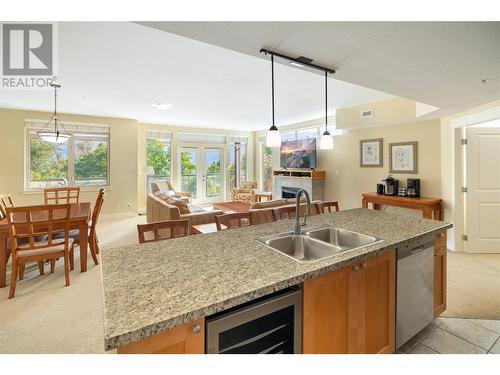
256,224,382,263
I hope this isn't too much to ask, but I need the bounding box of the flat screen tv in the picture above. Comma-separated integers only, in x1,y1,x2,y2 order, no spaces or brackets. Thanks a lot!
280,138,317,169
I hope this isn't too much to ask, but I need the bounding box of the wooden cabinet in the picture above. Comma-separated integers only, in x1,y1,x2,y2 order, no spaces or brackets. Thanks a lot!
434,231,447,318
117,319,205,354
303,249,396,354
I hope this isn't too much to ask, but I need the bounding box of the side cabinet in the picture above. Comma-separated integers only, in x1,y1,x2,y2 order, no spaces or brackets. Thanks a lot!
117,319,205,354
434,231,447,318
303,249,396,354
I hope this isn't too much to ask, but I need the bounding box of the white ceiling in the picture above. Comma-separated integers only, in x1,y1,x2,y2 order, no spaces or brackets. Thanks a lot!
0,22,394,131
140,21,500,116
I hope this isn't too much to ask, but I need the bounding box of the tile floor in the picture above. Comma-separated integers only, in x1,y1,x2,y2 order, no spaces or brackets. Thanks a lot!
398,317,500,354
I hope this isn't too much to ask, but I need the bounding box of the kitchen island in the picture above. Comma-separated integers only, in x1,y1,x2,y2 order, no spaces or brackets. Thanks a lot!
101,208,451,353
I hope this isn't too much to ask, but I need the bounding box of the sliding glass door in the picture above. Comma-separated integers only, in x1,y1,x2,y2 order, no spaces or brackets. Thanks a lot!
179,146,224,203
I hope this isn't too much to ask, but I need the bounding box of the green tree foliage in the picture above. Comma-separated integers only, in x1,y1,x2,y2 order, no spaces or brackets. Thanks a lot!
30,139,68,180
74,141,108,178
147,138,171,176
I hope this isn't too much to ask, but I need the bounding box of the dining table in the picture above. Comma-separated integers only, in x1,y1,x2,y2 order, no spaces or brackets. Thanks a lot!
0,202,91,288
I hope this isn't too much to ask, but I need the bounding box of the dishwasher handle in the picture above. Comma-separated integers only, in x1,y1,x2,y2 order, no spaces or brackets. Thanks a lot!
410,245,426,255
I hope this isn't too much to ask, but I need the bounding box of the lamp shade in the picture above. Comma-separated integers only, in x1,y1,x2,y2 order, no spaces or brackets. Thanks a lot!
266,125,281,147
143,165,155,175
37,131,71,143
319,130,334,150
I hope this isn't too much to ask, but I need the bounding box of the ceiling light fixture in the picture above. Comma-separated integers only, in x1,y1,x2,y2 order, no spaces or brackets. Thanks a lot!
152,102,173,110
265,53,281,147
259,49,336,149
320,70,334,150
37,83,71,143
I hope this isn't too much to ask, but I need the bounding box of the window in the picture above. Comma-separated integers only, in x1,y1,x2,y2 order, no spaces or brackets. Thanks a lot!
229,137,248,190
146,131,172,192
261,139,273,192
26,121,110,190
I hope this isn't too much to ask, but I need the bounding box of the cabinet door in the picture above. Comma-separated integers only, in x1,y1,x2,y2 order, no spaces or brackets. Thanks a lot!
434,232,447,318
303,265,351,353
117,319,205,354
352,249,396,354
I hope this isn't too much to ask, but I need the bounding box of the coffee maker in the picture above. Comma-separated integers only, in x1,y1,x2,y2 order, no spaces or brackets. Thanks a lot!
407,178,421,198
383,176,399,196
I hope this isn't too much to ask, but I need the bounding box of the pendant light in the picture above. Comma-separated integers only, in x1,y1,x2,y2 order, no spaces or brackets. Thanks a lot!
320,70,334,150
37,83,71,143
265,54,281,147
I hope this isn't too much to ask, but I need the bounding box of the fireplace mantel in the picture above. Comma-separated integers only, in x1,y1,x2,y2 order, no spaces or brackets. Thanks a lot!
272,169,326,201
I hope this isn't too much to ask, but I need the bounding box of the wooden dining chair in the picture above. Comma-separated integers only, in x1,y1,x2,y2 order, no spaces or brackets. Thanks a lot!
5,204,74,298
0,194,14,216
50,189,105,272
215,212,253,231
272,206,297,221
315,201,340,214
137,219,191,244
43,187,80,204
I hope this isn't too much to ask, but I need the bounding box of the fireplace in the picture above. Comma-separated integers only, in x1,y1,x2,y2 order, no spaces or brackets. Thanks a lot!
282,187,301,199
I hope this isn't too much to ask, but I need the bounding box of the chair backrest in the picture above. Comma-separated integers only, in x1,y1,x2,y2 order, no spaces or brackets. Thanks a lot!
272,206,297,221
0,194,15,219
6,204,71,252
44,187,80,204
137,219,191,244
215,212,253,231
90,189,105,238
315,201,340,214
151,180,175,194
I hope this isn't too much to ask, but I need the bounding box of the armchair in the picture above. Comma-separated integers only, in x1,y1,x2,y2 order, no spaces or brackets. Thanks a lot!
151,180,192,203
231,181,258,204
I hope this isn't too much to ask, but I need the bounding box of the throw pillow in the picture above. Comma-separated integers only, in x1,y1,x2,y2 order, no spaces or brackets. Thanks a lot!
165,196,190,214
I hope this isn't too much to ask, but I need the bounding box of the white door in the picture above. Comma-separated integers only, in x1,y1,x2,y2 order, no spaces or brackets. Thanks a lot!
179,146,224,204
465,125,500,253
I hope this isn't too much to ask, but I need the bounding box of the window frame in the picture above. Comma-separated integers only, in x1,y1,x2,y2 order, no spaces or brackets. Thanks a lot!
24,122,111,192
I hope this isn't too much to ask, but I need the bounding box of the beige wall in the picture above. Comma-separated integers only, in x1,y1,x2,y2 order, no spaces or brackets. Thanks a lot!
0,107,254,215
336,97,419,130
0,108,138,215
255,118,442,218
323,119,441,217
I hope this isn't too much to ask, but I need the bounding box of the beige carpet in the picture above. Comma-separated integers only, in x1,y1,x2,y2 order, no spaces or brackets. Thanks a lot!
443,251,500,320
0,214,145,354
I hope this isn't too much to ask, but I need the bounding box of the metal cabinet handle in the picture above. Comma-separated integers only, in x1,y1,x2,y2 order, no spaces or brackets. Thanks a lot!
192,324,201,334
361,262,367,269
353,264,360,271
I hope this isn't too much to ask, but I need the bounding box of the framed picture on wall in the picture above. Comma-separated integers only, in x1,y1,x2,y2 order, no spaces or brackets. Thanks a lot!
389,141,418,174
359,138,383,167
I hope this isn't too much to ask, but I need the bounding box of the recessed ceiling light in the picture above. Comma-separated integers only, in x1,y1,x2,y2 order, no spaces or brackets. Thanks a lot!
152,102,173,110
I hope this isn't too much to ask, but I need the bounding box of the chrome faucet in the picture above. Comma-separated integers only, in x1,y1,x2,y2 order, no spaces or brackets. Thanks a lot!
294,189,312,236
58,177,68,186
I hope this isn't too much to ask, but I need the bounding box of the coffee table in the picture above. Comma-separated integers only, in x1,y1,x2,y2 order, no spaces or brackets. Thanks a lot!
213,201,251,213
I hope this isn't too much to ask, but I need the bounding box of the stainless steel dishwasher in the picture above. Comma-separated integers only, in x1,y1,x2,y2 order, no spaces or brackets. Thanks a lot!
206,287,302,354
396,235,435,349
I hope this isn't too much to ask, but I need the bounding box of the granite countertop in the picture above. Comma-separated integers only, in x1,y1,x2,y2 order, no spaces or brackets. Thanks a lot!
101,208,452,350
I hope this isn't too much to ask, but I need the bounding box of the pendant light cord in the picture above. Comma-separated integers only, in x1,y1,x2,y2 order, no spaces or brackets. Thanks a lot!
271,54,275,127
325,70,328,132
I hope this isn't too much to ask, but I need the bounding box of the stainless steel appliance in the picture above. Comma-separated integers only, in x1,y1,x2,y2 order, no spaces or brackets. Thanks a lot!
396,235,435,348
383,176,399,196
407,178,421,198
206,287,302,354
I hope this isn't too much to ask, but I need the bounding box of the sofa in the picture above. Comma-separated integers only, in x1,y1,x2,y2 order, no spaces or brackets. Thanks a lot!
231,181,258,204
147,193,222,225
249,198,319,225
151,180,192,203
